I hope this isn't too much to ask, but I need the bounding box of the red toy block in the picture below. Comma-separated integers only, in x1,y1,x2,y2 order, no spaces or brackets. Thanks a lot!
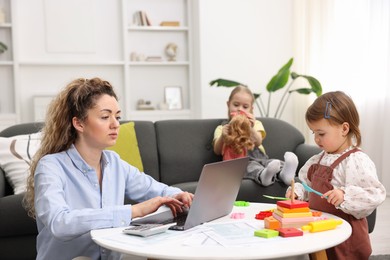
277,227,303,237
277,200,309,209
255,210,273,220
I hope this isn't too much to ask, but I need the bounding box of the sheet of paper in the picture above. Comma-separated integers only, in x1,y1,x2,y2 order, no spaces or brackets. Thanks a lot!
98,221,285,249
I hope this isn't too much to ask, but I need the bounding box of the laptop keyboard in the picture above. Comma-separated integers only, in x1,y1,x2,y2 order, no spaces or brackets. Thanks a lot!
172,213,188,226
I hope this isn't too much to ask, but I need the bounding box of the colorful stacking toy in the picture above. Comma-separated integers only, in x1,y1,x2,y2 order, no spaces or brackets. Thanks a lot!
256,180,342,239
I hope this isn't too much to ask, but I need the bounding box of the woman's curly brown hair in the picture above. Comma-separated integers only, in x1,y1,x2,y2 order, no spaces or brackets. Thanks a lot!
224,114,254,155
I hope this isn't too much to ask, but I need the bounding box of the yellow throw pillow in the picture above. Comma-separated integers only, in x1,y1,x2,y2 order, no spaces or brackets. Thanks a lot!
107,122,143,172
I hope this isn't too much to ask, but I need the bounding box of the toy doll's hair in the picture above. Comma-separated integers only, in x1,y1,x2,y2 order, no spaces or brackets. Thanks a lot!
224,114,255,154
306,91,361,146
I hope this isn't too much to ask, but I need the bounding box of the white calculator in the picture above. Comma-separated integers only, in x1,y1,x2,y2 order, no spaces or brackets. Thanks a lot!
123,222,177,237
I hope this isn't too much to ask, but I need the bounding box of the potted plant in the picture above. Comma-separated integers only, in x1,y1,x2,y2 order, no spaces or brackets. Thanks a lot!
210,58,322,119
0,41,7,54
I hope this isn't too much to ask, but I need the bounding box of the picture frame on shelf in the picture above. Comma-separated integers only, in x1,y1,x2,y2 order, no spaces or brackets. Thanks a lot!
165,86,182,110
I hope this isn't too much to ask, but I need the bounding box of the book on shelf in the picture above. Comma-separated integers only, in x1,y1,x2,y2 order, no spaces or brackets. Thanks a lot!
160,21,180,27
133,11,151,26
145,56,163,62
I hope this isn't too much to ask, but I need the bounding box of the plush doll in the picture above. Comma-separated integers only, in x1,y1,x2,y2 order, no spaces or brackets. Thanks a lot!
222,113,254,160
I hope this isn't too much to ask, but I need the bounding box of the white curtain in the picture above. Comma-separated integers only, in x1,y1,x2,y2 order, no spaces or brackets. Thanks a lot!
293,0,390,192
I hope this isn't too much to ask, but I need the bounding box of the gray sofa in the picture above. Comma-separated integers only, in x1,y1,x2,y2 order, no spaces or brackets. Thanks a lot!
0,118,375,260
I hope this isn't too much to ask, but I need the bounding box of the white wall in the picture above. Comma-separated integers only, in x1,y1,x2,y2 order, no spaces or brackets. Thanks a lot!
197,0,294,122
8,0,295,124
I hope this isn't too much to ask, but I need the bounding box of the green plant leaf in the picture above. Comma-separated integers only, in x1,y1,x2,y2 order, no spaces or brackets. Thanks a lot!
303,75,322,96
290,88,314,95
266,58,293,92
209,78,244,87
290,74,323,96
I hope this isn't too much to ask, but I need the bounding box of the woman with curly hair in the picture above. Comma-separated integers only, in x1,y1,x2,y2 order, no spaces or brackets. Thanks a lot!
24,77,193,260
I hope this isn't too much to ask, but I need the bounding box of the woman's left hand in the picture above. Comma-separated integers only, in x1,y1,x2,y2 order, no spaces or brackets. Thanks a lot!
173,191,194,208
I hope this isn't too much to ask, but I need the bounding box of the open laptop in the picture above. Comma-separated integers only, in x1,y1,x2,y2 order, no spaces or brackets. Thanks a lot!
131,157,249,231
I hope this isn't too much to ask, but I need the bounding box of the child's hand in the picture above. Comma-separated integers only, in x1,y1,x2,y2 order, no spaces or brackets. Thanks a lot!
285,189,297,199
235,110,255,127
323,189,345,207
221,124,229,137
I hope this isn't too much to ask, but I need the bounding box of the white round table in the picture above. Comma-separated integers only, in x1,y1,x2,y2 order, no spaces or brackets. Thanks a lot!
91,203,352,260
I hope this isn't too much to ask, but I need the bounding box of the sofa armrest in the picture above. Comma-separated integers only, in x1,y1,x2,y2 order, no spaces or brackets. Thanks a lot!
294,143,321,173
0,193,37,237
0,168,5,197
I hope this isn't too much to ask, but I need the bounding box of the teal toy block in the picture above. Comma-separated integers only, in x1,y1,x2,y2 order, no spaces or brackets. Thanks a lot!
254,229,279,238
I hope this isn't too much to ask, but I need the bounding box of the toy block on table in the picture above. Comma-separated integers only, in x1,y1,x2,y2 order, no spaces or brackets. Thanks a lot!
277,227,303,237
274,209,313,218
264,216,281,230
311,211,322,217
277,206,310,213
301,219,343,233
277,200,309,209
272,213,314,228
230,212,245,219
234,201,250,207
254,229,279,238
255,210,273,220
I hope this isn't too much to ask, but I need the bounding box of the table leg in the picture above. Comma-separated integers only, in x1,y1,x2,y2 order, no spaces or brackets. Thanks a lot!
309,250,327,260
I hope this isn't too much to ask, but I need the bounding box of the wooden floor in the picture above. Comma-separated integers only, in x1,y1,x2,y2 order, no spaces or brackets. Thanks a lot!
369,196,390,255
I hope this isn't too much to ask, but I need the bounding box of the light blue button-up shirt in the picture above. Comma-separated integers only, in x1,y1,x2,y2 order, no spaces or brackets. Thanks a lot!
34,144,182,260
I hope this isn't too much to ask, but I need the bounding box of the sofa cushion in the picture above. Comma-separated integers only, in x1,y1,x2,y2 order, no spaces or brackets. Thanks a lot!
107,122,143,172
259,117,305,161
0,132,41,194
155,119,222,185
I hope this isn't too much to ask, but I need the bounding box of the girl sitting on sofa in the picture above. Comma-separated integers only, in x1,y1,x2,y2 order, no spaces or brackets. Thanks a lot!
213,85,298,186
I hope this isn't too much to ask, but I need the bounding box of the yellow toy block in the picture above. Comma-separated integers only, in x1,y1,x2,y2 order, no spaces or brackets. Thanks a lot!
301,219,343,233
264,216,281,230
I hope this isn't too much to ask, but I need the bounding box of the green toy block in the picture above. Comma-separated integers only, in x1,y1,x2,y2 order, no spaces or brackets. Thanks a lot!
234,201,250,207
254,229,279,238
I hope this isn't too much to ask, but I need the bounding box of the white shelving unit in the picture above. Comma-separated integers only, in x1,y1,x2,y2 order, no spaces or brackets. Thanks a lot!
0,0,17,130
123,0,193,120
0,0,195,128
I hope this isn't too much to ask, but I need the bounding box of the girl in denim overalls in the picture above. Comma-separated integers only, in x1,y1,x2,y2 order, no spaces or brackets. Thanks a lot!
287,91,386,260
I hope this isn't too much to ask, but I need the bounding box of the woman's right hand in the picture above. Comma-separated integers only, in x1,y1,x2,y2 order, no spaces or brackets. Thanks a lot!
131,196,184,219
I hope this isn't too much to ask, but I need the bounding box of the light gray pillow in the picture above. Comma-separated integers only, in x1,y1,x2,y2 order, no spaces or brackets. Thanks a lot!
0,132,41,194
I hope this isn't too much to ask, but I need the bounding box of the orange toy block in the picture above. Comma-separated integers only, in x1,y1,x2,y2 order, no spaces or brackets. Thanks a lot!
277,200,309,209
264,216,280,230
277,205,310,213
311,211,322,217
277,227,303,237
274,209,313,218
301,219,343,233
